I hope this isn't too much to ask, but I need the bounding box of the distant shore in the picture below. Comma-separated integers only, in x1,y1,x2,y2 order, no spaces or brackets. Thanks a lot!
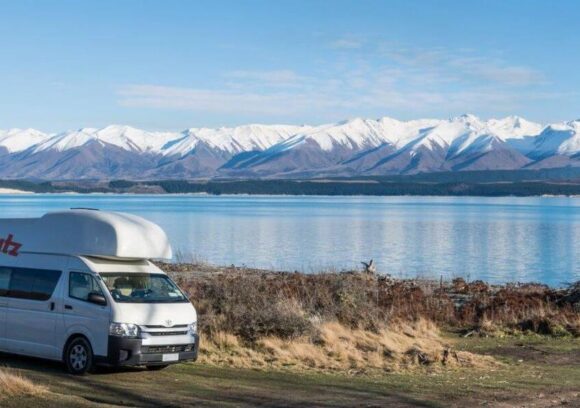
0,188,33,194
4,174,580,197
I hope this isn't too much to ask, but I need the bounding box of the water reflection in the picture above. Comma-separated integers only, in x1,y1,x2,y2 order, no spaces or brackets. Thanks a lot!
0,194,578,285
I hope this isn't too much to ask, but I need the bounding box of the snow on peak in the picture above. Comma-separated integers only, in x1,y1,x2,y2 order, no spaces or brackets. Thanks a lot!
292,117,443,151
407,116,485,153
486,116,543,139
454,113,483,125
400,115,541,158
298,118,388,151
94,125,178,153
0,128,50,153
6,115,578,162
161,124,309,157
32,126,180,154
536,121,580,156
33,128,100,153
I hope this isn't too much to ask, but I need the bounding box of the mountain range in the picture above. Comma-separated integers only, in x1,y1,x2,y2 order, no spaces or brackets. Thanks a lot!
1,114,580,180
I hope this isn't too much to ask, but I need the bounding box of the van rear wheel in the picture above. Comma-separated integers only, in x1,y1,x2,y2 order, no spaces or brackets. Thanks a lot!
65,337,94,375
146,365,169,371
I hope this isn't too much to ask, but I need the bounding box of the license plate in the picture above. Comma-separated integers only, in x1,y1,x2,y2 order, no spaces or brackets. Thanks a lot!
162,353,179,362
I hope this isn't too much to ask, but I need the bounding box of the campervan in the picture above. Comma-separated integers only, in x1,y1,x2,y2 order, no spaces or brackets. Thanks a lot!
0,209,198,374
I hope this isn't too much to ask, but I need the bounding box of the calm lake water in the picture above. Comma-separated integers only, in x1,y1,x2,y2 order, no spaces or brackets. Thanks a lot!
0,194,579,286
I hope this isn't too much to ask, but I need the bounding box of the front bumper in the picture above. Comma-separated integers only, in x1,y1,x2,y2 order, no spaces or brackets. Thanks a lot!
97,334,199,367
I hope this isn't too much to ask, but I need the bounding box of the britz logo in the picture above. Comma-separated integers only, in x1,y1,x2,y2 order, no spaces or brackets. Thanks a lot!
0,234,22,257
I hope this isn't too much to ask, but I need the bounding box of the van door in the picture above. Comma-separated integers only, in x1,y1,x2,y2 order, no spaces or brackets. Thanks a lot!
62,271,111,358
0,267,9,350
0,299,5,351
4,267,63,359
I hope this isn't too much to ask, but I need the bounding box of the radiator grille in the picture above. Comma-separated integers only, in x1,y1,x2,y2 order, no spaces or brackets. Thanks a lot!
143,344,194,354
148,331,188,336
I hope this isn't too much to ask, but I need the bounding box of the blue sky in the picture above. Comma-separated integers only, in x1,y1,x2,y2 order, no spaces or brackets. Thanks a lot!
0,0,578,131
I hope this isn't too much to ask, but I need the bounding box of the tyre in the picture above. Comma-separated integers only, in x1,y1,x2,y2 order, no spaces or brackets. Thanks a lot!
146,364,169,371
64,337,94,375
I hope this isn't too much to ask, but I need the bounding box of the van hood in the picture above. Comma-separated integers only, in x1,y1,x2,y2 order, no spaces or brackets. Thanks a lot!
111,302,197,327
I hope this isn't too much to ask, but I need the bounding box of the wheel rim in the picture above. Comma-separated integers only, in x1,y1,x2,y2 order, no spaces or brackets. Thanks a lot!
70,344,88,371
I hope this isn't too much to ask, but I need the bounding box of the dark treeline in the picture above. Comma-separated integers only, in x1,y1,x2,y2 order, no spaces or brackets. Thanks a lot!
367,167,580,183
4,167,580,196
145,180,580,196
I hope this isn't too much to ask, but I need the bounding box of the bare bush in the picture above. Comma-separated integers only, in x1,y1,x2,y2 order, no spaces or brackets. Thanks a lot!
164,262,580,341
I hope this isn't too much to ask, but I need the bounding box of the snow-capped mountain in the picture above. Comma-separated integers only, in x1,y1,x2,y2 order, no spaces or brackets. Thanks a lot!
32,126,180,154
0,128,50,153
227,114,544,176
1,115,580,179
161,124,309,157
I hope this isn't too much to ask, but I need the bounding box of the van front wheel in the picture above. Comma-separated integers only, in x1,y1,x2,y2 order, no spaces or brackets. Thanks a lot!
65,337,94,375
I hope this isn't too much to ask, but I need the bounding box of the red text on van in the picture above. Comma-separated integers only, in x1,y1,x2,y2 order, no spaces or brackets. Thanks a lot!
0,234,21,257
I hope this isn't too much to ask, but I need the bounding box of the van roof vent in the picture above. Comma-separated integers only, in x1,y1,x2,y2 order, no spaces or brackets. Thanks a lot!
0,210,172,260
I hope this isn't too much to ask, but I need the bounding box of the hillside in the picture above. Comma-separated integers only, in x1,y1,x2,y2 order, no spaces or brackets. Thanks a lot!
3,115,580,180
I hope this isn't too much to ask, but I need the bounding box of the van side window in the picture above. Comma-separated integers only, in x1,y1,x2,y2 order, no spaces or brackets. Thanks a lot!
1,267,62,300
69,272,104,302
0,267,11,296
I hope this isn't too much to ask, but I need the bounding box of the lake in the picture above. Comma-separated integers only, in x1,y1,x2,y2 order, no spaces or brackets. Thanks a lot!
0,194,579,286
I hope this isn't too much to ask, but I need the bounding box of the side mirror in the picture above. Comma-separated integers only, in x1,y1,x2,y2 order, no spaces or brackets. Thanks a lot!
88,292,107,306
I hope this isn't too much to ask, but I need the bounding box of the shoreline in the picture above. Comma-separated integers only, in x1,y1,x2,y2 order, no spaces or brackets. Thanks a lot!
1,189,580,198
6,174,580,197
0,188,33,194
159,260,580,289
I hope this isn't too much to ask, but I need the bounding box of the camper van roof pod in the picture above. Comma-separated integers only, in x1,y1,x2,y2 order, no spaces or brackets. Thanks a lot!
0,210,172,260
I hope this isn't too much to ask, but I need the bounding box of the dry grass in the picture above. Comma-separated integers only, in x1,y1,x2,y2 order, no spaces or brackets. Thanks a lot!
160,262,580,374
199,319,495,374
0,368,47,399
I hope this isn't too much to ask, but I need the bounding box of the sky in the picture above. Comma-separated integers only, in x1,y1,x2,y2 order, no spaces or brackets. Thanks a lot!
0,0,579,132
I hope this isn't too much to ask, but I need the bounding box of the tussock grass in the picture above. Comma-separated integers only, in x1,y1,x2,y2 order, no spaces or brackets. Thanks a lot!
199,319,496,373
0,368,47,399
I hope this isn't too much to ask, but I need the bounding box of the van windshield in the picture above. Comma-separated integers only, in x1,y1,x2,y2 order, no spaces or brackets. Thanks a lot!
99,273,189,303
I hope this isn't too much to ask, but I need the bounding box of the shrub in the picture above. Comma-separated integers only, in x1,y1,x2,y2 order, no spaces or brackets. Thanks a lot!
164,262,580,341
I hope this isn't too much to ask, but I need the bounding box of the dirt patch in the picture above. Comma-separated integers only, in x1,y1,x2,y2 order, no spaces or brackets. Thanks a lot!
0,353,438,407
481,344,580,365
480,391,580,408
0,335,579,408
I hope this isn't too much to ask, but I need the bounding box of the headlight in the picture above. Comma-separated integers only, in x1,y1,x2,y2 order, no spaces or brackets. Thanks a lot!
109,323,140,337
188,321,197,335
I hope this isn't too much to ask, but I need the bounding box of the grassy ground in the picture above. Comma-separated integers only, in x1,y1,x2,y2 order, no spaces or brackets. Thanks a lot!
1,334,578,407
2,265,578,407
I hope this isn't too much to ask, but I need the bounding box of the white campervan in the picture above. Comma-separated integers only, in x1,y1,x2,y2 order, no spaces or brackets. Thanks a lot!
0,209,198,374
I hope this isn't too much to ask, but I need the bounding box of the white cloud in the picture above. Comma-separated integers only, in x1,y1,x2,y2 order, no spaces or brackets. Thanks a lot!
379,46,545,87
225,70,305,87
330,38,363,50
472,65,544,86
119,85,296,115
117,45,557,122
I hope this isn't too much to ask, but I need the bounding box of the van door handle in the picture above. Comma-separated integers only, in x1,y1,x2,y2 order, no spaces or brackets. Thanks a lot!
64,305,73,310
50,302,55,311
